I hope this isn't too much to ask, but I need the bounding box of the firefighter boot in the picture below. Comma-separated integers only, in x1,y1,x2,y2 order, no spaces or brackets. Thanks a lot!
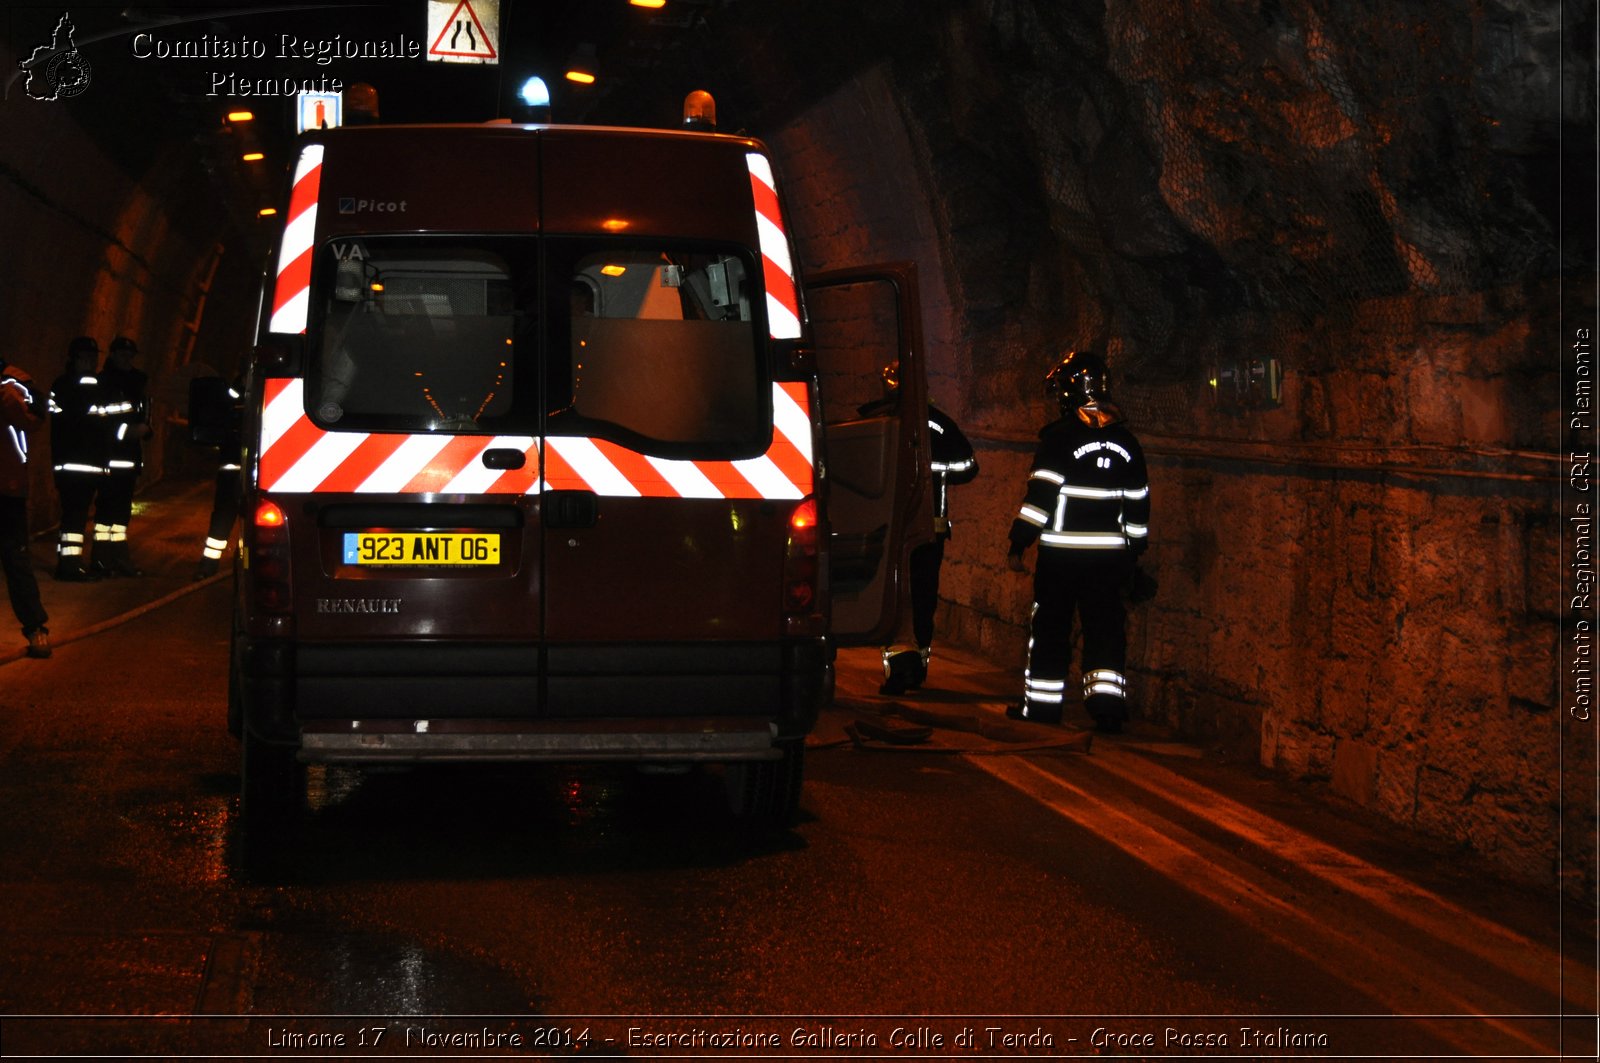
879,649,923,696
55,553,97,582
89,525,116,578
1006,702,1061,726
109,539,144,578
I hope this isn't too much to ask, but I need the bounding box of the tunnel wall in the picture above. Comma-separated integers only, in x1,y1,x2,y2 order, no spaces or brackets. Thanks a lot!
0,36,249,535
771,1,1587,891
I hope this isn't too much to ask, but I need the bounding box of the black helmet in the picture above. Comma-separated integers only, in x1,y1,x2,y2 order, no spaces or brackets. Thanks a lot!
1044,349,1108,411
109,336,138,355
67,336,99,362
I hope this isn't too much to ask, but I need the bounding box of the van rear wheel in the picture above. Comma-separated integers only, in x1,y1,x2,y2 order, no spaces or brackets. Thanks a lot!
725,740,803,828
239,730,305,827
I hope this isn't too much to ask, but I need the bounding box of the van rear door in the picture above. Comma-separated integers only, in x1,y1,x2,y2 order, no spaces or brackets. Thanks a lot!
806,263,935,646
536,131,812,718
267,230,547,717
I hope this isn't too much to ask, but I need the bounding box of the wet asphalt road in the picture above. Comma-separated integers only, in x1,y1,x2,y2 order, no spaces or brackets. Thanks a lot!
0,570,1594,1059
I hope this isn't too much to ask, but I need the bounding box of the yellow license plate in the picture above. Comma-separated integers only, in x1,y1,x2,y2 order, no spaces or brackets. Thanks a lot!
343,532,500,566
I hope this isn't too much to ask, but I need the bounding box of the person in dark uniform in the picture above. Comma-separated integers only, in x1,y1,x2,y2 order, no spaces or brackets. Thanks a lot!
48,337,111,581
1006,350,1150,733
191,373,245,580
95,336,150,576
0,353,51,657
865,361,979,696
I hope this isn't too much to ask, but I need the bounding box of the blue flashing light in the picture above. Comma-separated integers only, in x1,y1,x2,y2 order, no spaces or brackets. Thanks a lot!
519,77,551,109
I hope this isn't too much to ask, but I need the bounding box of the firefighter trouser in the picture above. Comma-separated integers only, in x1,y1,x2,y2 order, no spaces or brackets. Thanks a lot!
0,495,48,635
1022,551,1133,723
203,466,240,561
96,472,137,556
53,472,102,564
909,536,946,650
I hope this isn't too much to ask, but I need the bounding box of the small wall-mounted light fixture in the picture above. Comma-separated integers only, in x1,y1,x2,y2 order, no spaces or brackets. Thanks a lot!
565,44,598,85
1209,357,1283,412
241,151,265,162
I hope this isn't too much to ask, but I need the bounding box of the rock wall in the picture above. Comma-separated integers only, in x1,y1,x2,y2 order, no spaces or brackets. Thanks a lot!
771,0,1590,890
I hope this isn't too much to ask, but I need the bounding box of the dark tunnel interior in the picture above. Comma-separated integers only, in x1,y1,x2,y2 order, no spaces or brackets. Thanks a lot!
0,0,1594,891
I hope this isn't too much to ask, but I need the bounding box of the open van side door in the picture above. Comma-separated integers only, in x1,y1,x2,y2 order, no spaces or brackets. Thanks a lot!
806,262,935,646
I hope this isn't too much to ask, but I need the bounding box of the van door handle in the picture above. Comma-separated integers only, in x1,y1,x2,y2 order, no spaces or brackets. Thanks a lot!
481,448,527,470
545,490,599,528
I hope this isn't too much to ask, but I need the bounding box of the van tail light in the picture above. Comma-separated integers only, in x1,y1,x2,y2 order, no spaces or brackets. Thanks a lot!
783,497,819,616
251,499,292,615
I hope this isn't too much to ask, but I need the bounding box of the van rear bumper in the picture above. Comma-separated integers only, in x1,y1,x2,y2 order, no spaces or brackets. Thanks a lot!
239,637,830,752
299,717,781,764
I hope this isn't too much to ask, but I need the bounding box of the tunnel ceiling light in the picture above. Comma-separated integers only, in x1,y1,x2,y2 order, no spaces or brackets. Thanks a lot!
630,0,667,7
257,207,278,217
564,68,596,85
242,151,265,162
227,110,254,123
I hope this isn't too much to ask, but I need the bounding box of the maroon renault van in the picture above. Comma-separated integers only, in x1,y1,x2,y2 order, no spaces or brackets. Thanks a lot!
230,113,933,829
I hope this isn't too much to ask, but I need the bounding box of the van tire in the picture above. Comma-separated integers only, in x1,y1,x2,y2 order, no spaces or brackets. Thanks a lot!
240,730,304,827
226,652,243,740
226,616,244,739
725,740,803,828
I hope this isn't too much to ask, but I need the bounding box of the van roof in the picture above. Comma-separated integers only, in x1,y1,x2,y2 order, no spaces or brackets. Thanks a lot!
304,120,761,147
302,122,777,243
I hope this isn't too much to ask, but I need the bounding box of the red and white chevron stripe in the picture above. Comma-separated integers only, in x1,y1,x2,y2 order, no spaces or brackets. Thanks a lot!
746,152,802,340
257,378,814,500
268,144,325,335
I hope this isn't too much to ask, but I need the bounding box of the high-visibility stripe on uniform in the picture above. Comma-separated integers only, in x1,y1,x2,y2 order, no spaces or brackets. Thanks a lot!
256,378,814,499
268,144,324,335
746,153,801,340
1084,668,1127,700
1040,530,1128,549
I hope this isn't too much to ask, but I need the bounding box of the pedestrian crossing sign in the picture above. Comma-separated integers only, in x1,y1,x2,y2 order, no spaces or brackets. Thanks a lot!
427,0,499,65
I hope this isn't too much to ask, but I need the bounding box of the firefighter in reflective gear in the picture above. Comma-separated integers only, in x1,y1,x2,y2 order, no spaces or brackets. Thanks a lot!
0,354,51,657
48,337,112,581
863,362,979,696
95,336,150,576
1006,351,1149,732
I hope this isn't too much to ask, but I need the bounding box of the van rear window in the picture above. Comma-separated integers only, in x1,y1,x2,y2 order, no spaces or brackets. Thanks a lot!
310,239,536,434
547,242,766,458
305,237,767,457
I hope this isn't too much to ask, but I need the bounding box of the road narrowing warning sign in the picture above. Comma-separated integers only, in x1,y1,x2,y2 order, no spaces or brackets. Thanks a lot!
427,0,499,65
